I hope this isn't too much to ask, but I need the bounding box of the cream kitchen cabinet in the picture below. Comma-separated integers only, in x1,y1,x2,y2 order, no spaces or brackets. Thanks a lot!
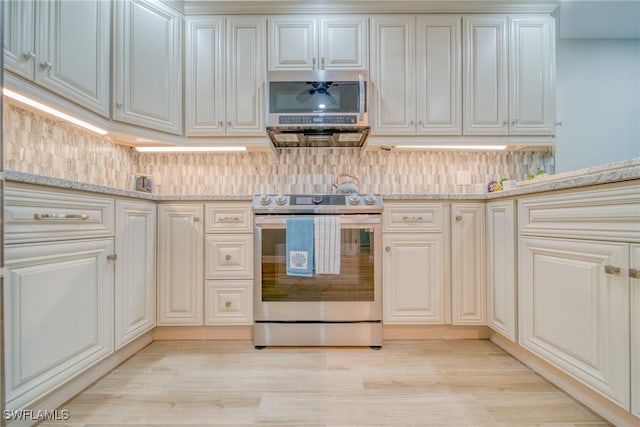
157,204,204,325
485,200,516,340
185,16,266,136
382,202,447,324
268,15,368,70
370,15,461,136
204,203,254,325
518,185,640,411
451,203,485,325
3,0,111,116
113,0,182,135
632,244,640,417
463,15,554,135
114,199,156,350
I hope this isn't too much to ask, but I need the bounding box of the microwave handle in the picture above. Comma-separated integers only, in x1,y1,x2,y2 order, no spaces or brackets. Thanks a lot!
358,73,365,121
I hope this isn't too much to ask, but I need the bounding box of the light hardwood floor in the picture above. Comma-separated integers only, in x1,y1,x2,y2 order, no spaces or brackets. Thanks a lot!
42,340,611,426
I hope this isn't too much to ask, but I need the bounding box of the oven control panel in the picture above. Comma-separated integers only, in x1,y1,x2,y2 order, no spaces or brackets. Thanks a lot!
252,194,383,214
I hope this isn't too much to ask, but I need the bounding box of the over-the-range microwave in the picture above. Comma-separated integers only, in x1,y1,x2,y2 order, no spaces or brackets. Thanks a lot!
266,70,369,148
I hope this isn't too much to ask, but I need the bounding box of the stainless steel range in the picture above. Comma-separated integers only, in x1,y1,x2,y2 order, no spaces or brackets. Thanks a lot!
252,193,383,348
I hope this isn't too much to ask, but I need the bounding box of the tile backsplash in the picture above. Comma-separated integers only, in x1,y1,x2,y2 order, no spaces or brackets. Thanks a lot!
4,104,554,195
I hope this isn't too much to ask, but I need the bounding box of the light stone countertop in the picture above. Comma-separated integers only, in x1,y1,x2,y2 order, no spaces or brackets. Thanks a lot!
3,157,639,202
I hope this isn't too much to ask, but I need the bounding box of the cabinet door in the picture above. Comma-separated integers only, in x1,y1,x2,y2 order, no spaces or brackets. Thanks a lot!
383,233,445,324
36,0,110,116
416,15,462,135
486,200,516,340
319,16,368,70
451,203,486,324
509,15,555,135
157,204,204,325
4,238,114,411
463,16,508,135
113,0,182,134
115,200,156,349
519,237,630,409
3,0,35,79
370,16,415,135
184,16,225,136
226,16,266,135
632,244,640,417
268,16,317,70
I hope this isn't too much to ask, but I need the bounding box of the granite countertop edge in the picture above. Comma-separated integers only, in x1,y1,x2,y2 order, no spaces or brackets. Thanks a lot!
3,157,639,202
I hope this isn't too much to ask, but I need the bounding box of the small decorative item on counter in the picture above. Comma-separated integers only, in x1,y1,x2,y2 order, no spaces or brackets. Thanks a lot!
487,180,503,192
333,173,359,194
528,168,547,180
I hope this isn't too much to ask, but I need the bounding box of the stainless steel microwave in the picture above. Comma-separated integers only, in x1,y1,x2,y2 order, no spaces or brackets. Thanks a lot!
266,70,369,128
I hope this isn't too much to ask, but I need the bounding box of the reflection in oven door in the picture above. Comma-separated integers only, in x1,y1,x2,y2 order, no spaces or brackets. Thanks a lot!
253,215,382,348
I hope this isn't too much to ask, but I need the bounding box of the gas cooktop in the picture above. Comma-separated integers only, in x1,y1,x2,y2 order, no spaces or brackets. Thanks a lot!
252,193,383,214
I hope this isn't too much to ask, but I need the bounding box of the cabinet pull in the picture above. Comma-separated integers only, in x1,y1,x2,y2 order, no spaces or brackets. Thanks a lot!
321,57,325,69
218,120,223,127
225,254,232,261
33,213,89,220
217,216,241,223
629,268,640,279
225,301,232,308
193,217,200,222
385,246,391,252
604,265,621,276
401,215,423,222
107,254,118,261
116,102,123,109
22,51,36,60
312,57,317,69
39,61,52,70
455,215,463,221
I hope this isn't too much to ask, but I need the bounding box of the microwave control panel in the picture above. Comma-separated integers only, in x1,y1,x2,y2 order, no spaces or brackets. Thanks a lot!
278,115,358,125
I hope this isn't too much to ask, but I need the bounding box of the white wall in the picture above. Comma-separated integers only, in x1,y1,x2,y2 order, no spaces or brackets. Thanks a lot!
555,39,640,172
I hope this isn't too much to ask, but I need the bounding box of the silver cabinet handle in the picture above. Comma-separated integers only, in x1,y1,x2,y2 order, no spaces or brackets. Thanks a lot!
511,118,519,125
456,215,463,221
321,57,325,69
193,217,200,222
107,254,118,261
217,216,241,223
217,120,223,127
312,57,317,69
225,254,232,261
227,121,232,127
402,215,423,221
39,61,52,70
22,51,36,60
629,268,640,279
358,73,365,121
604,265,621,275
34,213,89,220
225,301,232,308
502,119,509,125
385,246,391,252
116,102,123,109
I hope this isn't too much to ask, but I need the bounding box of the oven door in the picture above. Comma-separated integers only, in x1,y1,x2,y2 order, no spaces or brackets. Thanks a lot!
253,215,381,322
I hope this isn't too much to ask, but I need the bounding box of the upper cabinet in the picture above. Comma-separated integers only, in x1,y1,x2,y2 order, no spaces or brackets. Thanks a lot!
268,15,368,70
370,15,461,136
113,0,183,135
463,15,555,135
185,16,266,136
3,0,111,116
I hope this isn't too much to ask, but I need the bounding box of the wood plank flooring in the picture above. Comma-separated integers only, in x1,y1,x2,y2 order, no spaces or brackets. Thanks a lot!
41,340,612,426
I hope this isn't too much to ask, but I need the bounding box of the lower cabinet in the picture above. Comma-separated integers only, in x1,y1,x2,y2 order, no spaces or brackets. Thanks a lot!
485,200,516,340
4,238,115,411
382,233,446,323
157,204,204,325
519,236,630,409
205,280,254,324
114,200,156,349
632,244,640,417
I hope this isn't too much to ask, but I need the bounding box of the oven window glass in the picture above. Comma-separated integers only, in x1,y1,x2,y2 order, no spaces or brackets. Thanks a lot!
269,81,362,113
261,228,374,302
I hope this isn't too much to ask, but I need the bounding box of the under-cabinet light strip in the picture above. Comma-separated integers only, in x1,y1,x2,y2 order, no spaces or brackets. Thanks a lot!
3,88,109,136
394,144,508,150
134,146,247,153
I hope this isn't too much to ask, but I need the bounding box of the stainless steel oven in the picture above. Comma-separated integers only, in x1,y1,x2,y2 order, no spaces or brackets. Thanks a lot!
252,194,382,348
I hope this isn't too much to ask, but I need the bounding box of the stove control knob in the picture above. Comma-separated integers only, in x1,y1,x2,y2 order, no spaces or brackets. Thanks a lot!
364,194,377,205
275,194,287,205
259,194,272,205
348,193,361,205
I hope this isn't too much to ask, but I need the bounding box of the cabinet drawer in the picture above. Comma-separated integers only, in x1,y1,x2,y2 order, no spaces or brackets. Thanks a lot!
518,185,640,242
4,185,115,244
205,203,253,233
383,203,444,232
205,280,253,325
205,234,253,279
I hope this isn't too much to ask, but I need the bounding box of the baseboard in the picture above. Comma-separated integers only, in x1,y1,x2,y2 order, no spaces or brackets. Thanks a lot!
6,332,153,427
489,330,639,427
153,325,253,340
383,324,490,340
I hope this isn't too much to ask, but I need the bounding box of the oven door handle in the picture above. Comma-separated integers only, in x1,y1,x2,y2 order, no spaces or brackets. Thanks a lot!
254,215,381,226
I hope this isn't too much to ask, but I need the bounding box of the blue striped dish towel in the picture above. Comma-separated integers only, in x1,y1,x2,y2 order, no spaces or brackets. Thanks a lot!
286,217,314,277
314,216,341,274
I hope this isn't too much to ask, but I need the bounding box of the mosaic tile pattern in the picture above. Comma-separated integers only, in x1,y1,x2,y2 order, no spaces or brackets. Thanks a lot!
4,105,554,195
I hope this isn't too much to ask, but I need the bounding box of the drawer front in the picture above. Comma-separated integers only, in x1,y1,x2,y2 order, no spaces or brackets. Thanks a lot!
518,185,640,242
383,203,444,232
205,280,253,325
205,234,253,279
5,185,115,243
205,203,252,233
